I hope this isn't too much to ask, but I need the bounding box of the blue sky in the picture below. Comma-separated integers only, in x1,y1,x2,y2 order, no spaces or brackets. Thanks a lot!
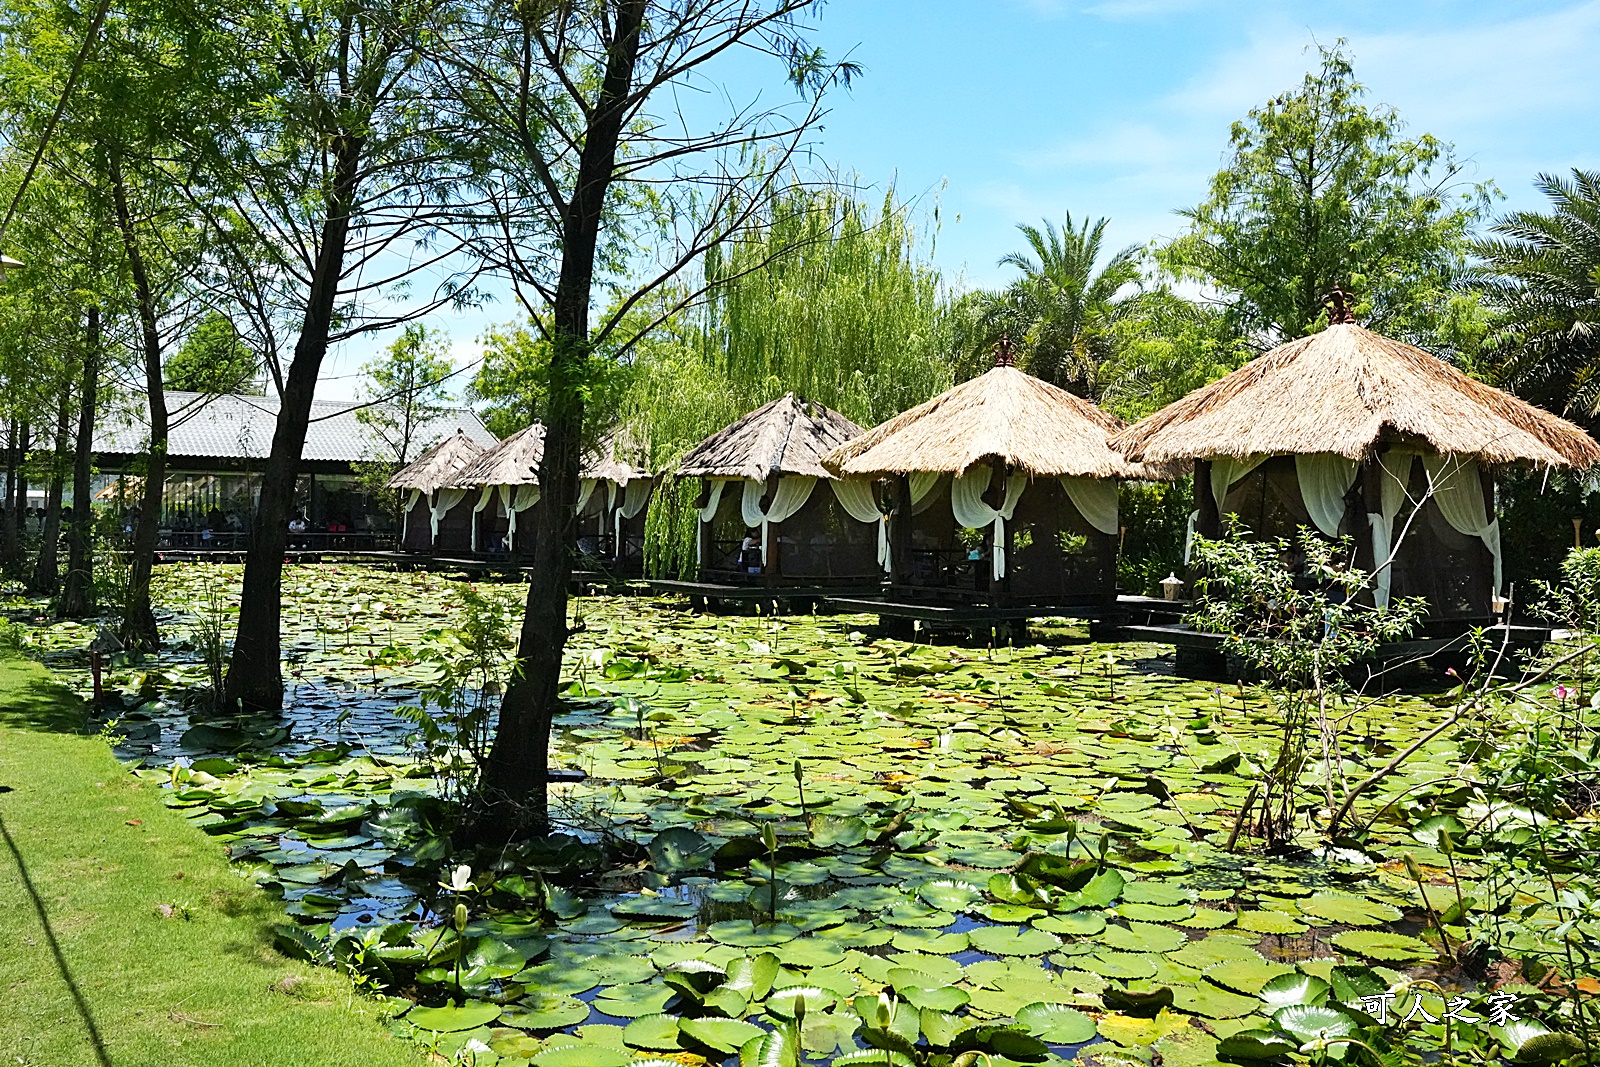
320,0,1600,398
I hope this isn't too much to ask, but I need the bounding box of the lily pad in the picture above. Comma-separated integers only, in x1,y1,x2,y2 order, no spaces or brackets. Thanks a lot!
406,1001,504,1032
1329,930,1434,962
1295,892,1403,927
678,1016,766,1053
1015,1002,1098,1044
967,925,1062,957
622,1014,682,1051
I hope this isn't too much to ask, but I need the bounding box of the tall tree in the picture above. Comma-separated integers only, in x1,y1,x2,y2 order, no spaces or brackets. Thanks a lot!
1160,43,1490,346
443,0,855,832
972,212,1145,399
356,323,456,468
206,0,480,710
1467,170,1600,426
165,311,260,393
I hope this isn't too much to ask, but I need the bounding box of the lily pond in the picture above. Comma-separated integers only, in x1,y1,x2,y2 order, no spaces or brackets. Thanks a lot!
12,563,1600,1067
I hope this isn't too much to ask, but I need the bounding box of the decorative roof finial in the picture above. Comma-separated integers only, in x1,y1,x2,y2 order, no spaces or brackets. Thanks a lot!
992,334,1017,368
1323,284,1356,325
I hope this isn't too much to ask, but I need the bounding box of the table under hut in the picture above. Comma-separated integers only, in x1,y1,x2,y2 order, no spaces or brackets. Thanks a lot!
822,352,1151,628
387,430,490,555
661,393,884,605
1112,307,1600,642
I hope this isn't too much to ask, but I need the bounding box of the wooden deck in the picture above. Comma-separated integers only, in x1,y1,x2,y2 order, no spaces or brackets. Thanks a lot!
650,579,884,612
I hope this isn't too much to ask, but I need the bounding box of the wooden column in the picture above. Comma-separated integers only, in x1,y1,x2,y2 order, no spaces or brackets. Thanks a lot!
1194,459,1219,539
890,475,911,589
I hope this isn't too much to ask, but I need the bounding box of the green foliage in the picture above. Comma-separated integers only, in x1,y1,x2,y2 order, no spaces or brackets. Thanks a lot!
358,324,457,467
1468,169,1600,425
628,185,955,577
1160,43,1491,347
166,312,260,394
1118,480,1193,596
468,318,637,442
1100,293,1252,421
386,585,517,802
1189,526,1425,844
965,212,1151,399
1496,468,1600,596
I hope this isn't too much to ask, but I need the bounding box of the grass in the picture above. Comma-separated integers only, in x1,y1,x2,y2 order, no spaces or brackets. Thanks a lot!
0,652,429,1067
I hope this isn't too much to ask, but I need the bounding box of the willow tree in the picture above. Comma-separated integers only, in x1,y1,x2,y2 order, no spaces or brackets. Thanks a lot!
628,184,955,578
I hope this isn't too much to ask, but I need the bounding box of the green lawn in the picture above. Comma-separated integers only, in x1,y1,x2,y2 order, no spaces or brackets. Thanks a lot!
0,653,429,1067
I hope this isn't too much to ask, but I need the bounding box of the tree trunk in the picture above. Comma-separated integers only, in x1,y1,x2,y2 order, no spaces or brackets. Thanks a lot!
1,419,16,569
111,156,167,651
10,420,31,576
480,0,647,836
29,375,72,595
60,308,100,617
222,138,362,712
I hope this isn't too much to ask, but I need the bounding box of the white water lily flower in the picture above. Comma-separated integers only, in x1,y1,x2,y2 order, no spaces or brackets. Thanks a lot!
450,864,472,892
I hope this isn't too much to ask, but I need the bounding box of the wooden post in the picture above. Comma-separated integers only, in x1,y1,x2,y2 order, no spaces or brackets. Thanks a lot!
890,475,911,591
1194,459,1219,539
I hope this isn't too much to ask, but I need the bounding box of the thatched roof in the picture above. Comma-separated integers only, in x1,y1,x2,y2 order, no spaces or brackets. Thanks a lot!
823,365,1149,479
678,393,862,480
386,430,489,491
1115,323,1600,468
453,422,545,488
586,428,651,484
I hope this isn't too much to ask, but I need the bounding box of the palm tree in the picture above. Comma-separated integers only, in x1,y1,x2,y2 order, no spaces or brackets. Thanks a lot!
1468,170,1600,423
978,213,1146,399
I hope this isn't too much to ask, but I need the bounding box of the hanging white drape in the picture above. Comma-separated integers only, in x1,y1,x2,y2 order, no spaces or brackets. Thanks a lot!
401,489,420,542
500,482,542,544
1060,477,1119,536
741,476,817,566
831,477,890,570
909,471,944,515
470,485,495,551
694,480,728,564
1185,455,1269,563
950,468,1028,581
1295,453,1361,537
1368,451,1415,609
575,478,597,515
430,488,468,540
613,478,651,553
1422,454,1503,595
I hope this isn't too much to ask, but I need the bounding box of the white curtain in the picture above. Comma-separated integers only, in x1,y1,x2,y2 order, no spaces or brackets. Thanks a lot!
1368,451,1415,609
500,483,542,544
741,475,817,566
614,478,651,552
430,488,468,540
950,468,1029,580
695,480,728,564
575,478,597,515
401,489,420,542
1060,477,1119,536
909,471,944,515
1185,455,1269,563
1422,454,1502,595
1295,453,1360,537
470,485,495,551
831,477,890,571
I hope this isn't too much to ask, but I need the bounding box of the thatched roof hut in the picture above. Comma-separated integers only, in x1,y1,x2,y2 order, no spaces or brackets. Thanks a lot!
1113,322,1600,468
820,363,1147,609
1114,320,1600,620
677,395,882,586
825,365,1149,480
679,393,863,480
386,430,489,491
454,422,545,488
